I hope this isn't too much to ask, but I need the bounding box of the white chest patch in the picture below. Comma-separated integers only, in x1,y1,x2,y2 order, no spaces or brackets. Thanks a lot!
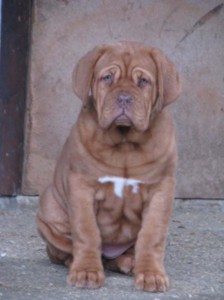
98,176,143,198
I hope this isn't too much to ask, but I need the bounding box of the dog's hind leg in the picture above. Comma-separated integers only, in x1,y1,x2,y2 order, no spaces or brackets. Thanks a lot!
103,247,135,275
46,242,72,267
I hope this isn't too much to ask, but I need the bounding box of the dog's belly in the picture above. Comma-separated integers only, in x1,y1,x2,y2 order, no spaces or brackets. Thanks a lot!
95,184,143,247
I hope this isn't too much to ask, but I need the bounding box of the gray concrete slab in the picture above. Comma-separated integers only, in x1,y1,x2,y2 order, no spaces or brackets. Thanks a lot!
0,198,224,300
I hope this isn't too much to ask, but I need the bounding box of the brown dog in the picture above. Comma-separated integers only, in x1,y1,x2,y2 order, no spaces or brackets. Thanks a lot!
36,41,181,292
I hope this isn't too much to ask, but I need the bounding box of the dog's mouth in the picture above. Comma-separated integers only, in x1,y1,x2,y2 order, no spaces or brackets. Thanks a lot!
116,125,131,135
114,114,132,134
114,113,132,126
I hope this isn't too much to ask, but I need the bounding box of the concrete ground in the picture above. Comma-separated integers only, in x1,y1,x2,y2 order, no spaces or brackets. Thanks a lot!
0,197,223,300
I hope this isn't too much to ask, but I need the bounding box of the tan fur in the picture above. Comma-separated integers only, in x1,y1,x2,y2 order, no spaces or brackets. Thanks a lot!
37,41,181,292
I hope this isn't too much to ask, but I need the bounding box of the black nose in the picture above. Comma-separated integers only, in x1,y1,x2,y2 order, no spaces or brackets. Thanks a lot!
116,92,133,109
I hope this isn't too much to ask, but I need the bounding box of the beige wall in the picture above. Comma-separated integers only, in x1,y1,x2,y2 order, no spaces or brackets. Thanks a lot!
23,0,224,198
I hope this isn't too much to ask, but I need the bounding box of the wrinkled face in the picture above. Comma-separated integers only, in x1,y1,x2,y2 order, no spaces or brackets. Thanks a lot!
91,47,157,132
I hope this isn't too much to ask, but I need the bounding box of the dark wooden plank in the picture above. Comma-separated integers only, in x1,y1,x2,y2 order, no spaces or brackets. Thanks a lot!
0,0,33,195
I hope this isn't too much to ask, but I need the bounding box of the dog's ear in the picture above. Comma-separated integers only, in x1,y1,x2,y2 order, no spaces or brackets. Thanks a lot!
72,45,107,103
151,48,181,111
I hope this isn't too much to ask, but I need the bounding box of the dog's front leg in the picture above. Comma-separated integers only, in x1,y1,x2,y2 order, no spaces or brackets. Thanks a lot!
67,173,105,289
134,177,175,292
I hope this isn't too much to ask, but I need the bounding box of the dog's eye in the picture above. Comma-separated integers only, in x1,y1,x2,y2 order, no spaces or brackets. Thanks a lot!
138,77,149,87
101,74,113,84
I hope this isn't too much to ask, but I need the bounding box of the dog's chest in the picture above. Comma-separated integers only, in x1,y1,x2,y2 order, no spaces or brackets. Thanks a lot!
94,177,144,244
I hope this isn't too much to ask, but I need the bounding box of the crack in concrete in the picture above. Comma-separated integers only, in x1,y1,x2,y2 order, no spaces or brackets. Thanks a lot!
176,3,223,48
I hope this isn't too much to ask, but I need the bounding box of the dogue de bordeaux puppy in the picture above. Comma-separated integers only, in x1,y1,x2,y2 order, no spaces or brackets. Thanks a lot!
37,41,181,292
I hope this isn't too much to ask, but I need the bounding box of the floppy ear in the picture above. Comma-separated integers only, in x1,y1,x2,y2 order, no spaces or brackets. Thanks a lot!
72,45,107,103
151,48,181,111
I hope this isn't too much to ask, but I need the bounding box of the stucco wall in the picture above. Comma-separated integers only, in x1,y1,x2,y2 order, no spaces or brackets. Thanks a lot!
23,0,224,198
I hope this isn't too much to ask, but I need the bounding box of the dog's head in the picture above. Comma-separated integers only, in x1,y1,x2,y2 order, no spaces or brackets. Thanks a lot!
72,42,181,132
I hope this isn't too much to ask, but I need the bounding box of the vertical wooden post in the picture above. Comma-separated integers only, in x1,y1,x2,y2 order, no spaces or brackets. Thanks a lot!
0,0,33,195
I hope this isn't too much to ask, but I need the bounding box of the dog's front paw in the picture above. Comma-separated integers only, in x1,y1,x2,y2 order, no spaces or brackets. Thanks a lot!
135,271,169,292
67,267,105,289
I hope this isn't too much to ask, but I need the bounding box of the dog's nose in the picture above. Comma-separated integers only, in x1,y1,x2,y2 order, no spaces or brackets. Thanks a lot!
116,92,133,109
